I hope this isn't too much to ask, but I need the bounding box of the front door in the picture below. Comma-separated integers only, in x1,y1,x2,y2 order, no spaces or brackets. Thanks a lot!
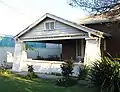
76,39,85,62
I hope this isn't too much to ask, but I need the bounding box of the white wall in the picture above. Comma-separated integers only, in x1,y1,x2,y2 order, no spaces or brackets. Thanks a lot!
20,60,80,76
84,38,101,66
0,47,14,64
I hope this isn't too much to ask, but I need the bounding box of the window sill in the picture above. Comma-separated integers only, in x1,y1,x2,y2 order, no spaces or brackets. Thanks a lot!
44,29,55,31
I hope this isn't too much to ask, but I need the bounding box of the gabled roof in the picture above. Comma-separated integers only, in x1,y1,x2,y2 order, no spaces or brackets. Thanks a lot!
15,13,110,39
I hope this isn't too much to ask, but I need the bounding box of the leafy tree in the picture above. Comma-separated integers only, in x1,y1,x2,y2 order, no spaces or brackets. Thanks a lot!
69,0,120,14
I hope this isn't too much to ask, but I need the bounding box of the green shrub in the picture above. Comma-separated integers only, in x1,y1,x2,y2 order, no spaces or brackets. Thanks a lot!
56,59,77,87
0,66,6,74
78,65,90,80
25,65,38,80
60,60,73,79
89,57,120,92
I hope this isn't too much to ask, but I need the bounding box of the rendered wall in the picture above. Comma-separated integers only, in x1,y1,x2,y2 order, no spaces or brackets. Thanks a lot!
20,60,80,76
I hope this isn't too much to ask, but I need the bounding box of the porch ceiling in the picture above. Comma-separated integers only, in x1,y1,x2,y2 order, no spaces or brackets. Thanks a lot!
23,39,84,44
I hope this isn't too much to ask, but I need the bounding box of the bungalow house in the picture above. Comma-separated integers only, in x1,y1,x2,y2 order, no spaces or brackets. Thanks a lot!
12,13,110,74
82,15,120,57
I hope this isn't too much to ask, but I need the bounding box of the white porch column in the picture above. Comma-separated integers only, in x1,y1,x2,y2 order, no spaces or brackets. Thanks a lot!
84,38,101,66
12,40,27,72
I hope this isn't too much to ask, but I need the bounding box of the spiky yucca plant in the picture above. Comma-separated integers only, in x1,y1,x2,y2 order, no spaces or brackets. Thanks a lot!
89,57,120,92
78,65,90,80
60,60,73,79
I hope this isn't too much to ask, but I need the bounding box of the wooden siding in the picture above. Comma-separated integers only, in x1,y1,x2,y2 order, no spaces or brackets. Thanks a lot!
19,18,88,40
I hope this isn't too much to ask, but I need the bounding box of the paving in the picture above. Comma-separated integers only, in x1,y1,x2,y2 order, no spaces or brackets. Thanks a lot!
13,71,62,79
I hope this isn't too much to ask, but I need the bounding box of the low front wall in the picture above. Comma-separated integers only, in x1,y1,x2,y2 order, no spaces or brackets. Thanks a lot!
21,60,83,76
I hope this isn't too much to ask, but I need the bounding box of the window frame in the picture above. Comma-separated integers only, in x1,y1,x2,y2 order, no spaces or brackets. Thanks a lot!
44,21,55,31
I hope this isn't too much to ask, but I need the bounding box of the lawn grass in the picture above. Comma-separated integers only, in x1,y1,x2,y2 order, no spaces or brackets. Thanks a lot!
0,73,99,92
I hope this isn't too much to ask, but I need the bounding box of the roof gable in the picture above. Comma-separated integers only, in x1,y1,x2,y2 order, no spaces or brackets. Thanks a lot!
15,13,110,39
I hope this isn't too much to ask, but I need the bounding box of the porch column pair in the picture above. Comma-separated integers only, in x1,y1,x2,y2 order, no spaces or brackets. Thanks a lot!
84,38,101,66
12,41,27,72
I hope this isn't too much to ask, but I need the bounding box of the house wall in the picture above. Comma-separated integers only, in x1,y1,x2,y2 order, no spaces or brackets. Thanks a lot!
0,47,14,64
20,60,81,76
85,22,120,57
19,18,88,40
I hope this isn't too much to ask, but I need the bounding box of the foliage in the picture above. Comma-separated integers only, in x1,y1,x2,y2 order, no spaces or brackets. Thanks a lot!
69,0,119,14
0,65,12,74
78,64,90,80
24,43,36,51
0,61,12,74
60,60,73,79
89,57,120,92
25,65,38,80
56,59,77,87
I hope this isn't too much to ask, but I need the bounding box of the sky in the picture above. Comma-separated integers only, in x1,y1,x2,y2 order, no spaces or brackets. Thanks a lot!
0,0,88,36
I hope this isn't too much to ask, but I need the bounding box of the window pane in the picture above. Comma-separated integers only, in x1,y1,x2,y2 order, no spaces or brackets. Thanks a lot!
50,22,54,29
45,23,49,30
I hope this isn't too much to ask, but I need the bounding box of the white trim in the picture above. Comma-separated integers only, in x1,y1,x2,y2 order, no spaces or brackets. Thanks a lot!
18,33,88,41
21,33,87,38
85,38,98,40
15,13,110,39
44,21,56,30
20,36,88,42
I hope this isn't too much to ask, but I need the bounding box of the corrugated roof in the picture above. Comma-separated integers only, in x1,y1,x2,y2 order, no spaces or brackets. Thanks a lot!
80,4,120,24
0,35,15,47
